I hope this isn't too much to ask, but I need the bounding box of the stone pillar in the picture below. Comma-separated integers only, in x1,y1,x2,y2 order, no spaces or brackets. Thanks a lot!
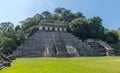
55,27,58,31
50,27,52,30
39,26,43,30
60,28,62,31
45,27,48,30
64,28,66,31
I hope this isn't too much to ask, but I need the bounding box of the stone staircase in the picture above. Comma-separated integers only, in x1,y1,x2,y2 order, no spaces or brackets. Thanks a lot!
13,30,113,57
52,32,67,57
13,30,90,57
13,31,54,57
0,53,15,70
0,58,4,70
60,32,92,56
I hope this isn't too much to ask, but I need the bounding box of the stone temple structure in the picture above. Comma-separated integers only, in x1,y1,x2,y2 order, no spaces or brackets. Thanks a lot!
13,23,114,57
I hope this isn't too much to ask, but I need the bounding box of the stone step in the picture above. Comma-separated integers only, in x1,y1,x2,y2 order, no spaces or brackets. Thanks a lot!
3,61,11,67
0,65,4,70
0,63,3,66
14,30,96,57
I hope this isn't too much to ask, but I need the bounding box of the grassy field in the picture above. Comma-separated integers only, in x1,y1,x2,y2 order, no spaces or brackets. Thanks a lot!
0,57,120,73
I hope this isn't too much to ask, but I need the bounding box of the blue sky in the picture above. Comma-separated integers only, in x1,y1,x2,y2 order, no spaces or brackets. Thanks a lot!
0,0,120,30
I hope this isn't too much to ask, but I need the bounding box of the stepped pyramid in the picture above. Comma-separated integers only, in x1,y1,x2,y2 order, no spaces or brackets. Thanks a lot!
13,23,114,57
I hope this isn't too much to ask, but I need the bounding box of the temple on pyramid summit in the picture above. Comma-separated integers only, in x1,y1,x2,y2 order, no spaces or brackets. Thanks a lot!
13,23,114,57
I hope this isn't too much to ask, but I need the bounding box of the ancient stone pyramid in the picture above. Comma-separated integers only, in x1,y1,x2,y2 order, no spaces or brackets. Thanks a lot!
13,23,114,57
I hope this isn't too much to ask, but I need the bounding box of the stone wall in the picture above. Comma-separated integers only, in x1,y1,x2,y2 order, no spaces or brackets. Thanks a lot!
13,23,115,57
84,39,114,56
0,53,15,70
13,30,95,57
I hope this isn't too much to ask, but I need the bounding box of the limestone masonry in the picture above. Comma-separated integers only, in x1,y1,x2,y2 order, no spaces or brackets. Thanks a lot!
13,23,114,57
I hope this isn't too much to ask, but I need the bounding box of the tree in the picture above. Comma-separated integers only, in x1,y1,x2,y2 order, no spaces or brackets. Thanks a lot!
54,7,65,16
61,10,74,23
41,11,51,19
0,37,16,55
52,14,60,21
25,25,39,39
54,7,75,23
16,30,26,45
74,12,85,18
105,30,119,44
87,17,104,39
3,25,15,38
15,25,21,32
34,14,44,20
0,22,14,29
69,18,88,40
118,28,120,31
117,27,120,42
20,18,39,31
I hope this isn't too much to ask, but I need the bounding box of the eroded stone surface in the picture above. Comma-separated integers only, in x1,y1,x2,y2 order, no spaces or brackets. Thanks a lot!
13,23,114,57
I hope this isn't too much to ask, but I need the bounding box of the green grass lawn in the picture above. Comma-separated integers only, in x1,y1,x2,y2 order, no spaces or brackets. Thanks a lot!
0,57,120,73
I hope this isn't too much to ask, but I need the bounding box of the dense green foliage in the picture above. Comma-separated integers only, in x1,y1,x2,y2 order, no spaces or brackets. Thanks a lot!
118,29,120,40
0,7,120,55
0,37,16,55
1,57,120,73
69,17,104,40
104,30,119,43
